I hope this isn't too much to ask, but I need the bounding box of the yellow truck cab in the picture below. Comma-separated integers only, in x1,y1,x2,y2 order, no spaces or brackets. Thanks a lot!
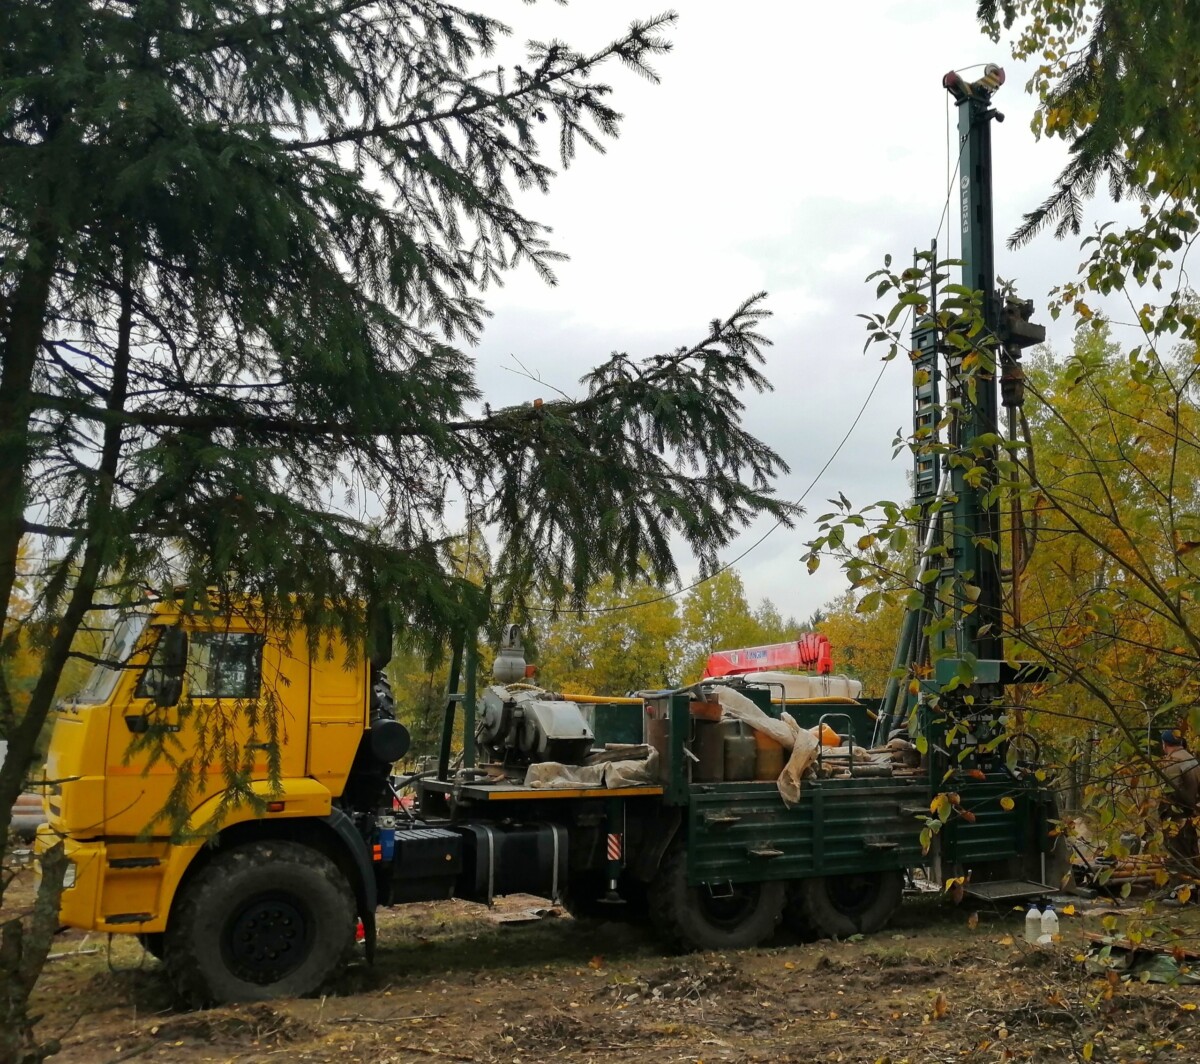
36,598,402,1002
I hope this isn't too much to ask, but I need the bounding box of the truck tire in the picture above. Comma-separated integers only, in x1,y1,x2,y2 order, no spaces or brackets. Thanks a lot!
648,846,784,951
137,932,165,960
164,840,356,1004
788,870,903,939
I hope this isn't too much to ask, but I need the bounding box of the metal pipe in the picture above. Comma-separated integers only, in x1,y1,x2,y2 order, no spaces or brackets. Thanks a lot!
783,696,862,705
604,795,625,900
560,694,645,705
1007,404,1025,732
436,637,465,782
875,471,952,744
463,633,478,769
876,609,917,746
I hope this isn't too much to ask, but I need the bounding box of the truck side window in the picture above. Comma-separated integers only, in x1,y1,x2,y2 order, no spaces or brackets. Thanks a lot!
187,634,265,699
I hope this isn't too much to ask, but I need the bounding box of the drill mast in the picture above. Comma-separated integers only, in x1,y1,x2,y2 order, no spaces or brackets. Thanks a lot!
875,66,1045,745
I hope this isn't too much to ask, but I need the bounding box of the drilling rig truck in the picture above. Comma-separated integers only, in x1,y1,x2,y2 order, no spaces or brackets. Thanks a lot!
34,65,1063,1004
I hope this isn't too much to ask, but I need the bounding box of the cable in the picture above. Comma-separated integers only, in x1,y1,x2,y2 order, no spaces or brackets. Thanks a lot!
934,97,968,251
524,351,895,616
527,76,972,618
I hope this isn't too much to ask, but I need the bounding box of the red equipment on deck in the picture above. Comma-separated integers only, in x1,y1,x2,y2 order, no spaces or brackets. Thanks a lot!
702,633,833,679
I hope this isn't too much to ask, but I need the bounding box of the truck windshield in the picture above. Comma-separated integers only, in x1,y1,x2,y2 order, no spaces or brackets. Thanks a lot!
71,612,150,704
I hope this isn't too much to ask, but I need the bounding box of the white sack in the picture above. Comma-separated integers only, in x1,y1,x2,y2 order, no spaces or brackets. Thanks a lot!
524,748,659,790
604,748,660,788
777,711,819,806
523,761,605,789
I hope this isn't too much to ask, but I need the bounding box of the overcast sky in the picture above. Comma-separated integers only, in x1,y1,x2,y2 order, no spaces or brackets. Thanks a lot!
469,2,1134,624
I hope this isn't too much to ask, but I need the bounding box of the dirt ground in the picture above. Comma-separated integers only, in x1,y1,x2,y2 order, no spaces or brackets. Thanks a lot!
9,869,1200,1064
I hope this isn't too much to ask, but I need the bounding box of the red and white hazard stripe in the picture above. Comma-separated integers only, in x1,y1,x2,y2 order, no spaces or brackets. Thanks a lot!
606,833,623,861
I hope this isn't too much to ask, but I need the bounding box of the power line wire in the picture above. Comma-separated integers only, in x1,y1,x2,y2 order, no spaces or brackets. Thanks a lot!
529,78,972,618
528,352,895,616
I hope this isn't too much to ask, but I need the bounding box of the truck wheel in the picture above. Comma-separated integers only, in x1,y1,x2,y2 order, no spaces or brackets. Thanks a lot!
789,870,903,939
137,932,165,960
164,840,356,1004
648,847,784,950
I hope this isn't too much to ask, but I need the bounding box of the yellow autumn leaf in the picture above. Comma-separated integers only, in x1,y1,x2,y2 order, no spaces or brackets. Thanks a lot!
999,796,1015,811
1083,1042,1094,1061
1063,904,1076,916
1177,886,1192,904
1180,1003,1197,1011
932,991,949,1020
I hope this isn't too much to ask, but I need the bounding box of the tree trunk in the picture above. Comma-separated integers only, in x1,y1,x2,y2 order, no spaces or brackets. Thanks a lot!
0,239,60,875
0,254,56,635
0,250,134,1062
0,844,66,1064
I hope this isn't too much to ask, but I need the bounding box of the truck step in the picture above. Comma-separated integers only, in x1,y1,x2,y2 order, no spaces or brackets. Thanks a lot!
962,879,1048,902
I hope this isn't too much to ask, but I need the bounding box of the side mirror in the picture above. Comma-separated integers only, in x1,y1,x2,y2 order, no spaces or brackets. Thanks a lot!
154,626,187,708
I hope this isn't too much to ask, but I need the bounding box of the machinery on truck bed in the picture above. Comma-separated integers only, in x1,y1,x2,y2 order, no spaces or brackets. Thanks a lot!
34,64,1063,1004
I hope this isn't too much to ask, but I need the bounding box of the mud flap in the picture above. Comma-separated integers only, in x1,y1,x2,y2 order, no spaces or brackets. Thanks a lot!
627,805,682,882
326,808,378,962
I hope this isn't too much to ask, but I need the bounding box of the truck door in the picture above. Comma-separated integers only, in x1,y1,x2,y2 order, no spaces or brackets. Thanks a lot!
104,623,309,837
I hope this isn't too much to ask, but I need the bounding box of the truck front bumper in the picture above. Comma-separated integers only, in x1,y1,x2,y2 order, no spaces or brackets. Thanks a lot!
34,828,176,933
34,827,103,931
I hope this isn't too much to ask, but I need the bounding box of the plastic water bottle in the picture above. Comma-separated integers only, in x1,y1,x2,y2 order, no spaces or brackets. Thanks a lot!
1041,904,1059,941
1024,904,1042,944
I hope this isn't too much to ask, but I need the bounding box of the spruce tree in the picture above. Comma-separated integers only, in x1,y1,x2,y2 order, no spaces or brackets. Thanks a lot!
0,4,793,1057
979,1,1200,245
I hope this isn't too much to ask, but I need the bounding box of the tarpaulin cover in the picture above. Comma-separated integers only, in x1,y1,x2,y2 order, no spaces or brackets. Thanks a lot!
524,748,660,790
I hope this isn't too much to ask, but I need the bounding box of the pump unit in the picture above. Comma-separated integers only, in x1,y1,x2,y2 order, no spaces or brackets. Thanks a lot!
475,685,594,765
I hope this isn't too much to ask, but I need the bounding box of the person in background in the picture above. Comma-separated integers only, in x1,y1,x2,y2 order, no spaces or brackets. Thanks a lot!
1160,729,1200,887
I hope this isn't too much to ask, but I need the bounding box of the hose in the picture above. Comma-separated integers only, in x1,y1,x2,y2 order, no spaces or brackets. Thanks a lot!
559,693,645,705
